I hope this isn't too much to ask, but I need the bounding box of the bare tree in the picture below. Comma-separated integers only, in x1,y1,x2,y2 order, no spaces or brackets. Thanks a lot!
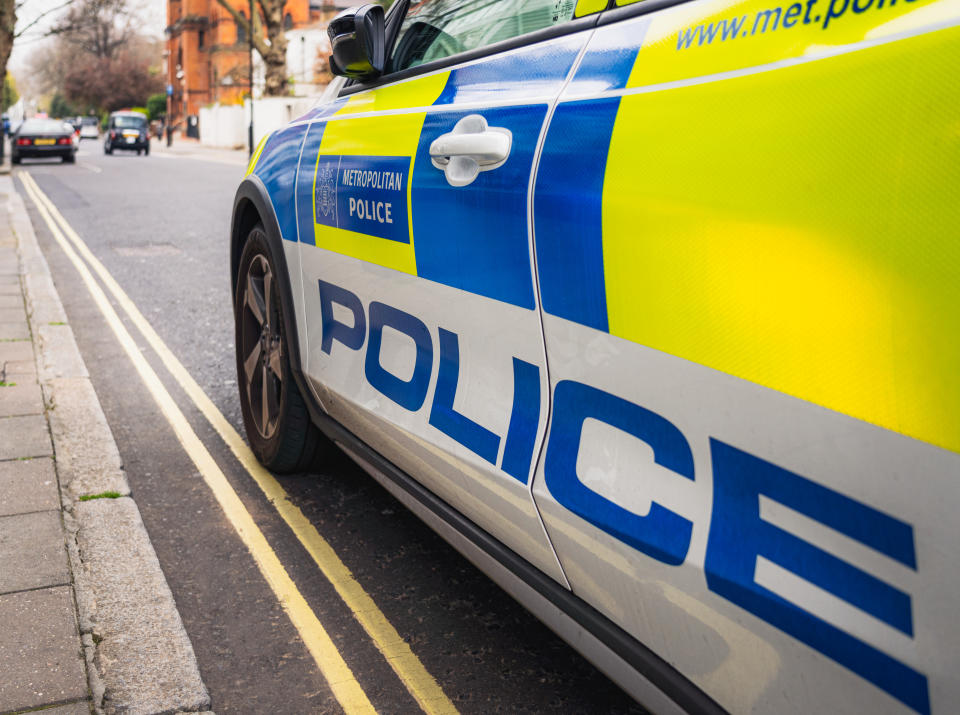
23,0,162,115
26,35,73,97
63,49,162,111
0,0,15,95
0,0,78,119
49,0,135,60
213,0,289,97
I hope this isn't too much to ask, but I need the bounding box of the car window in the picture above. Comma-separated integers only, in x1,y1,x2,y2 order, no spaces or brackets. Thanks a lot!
113,116,146,129
389,0,578,72
19,119,70,133
81,117,98,126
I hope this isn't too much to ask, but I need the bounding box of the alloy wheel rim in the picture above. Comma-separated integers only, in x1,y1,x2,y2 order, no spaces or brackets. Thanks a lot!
240,253,283,440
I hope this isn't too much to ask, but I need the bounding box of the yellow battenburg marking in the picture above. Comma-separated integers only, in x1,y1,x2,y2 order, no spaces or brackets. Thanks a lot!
18,173,376,714
336,71,450,115
630,0,950,87
313,112,431,275
245,133,269,177
575,0,609,16
20,171,460,715
309,72,449,275
602,25,960,454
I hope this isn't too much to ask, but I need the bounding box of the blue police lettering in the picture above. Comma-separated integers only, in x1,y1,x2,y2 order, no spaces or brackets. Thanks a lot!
317,279,365,354
316,278,926,712
429,328,500,465
544,380,695,566
706,439,926,714
364,302,433,412
316,280,542,480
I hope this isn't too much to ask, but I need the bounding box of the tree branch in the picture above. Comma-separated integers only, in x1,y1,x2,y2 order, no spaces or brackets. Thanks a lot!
15,0,73,38
212,0,269,56
212,0,245,31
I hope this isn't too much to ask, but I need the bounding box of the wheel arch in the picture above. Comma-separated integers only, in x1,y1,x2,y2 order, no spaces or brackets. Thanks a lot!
230,176,307,391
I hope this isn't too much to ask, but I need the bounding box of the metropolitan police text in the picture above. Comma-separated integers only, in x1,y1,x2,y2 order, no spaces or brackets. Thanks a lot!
343,168,403,225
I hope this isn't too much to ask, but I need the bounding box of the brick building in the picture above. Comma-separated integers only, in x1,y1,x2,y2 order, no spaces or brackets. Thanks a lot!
165,0,317,127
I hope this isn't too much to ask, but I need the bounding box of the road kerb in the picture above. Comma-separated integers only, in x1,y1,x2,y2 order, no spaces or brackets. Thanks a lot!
8,173,212,714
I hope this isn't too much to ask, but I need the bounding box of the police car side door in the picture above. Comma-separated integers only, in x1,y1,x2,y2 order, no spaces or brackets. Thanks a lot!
530,4,960,715
294,0,592,584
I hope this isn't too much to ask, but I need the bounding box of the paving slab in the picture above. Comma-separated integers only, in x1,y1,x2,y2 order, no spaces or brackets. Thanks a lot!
0,295,23,309
0,282,21,296
0,380,44,416
0,338,33,363
41,702,93,714
0,307,25,322
0,457,59,517
0,586,88,712
0,414,51,459
0,321,29,340
2,357,37,378
0,510,69,593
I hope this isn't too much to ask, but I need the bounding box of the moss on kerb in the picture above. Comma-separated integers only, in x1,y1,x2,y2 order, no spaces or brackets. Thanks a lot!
79,491,123,501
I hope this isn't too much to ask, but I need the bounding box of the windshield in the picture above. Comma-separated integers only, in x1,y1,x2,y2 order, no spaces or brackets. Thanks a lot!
81,117,98,126
114,116,146,128
20,119,71,134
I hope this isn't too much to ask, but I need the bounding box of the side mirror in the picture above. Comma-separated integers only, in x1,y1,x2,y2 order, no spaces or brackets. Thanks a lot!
328,4,385,81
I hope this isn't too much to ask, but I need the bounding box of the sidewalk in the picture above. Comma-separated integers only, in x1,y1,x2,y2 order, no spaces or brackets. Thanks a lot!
0,169,211,714
151,138,248,167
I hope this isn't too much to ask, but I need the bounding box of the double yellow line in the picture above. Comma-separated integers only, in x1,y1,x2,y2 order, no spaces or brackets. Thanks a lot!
18,171,458,715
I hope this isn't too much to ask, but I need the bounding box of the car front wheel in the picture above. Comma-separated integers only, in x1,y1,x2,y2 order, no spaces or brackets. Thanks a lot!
235,226,328,472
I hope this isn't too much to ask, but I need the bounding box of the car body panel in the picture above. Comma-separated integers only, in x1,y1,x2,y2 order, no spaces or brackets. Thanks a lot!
236,1,960,712
290,34,601,585
530,4,960,715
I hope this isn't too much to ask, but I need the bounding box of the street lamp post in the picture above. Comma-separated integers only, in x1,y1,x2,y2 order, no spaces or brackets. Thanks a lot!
248,0,254,157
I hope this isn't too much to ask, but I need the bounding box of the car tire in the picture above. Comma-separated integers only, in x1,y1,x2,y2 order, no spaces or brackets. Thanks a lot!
235,226,328,473
136,149,142,156
104,143,112,155
63,154,75,164
11,156,19,164
144,144,150,156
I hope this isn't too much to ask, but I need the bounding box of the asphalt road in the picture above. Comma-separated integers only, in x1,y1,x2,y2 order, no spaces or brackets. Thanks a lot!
17,140,646,714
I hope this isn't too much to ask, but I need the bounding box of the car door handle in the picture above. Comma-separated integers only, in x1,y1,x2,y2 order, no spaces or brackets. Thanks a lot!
429,114,512,187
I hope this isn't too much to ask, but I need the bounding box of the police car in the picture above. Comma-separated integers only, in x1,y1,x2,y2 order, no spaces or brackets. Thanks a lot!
230,0,959,712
